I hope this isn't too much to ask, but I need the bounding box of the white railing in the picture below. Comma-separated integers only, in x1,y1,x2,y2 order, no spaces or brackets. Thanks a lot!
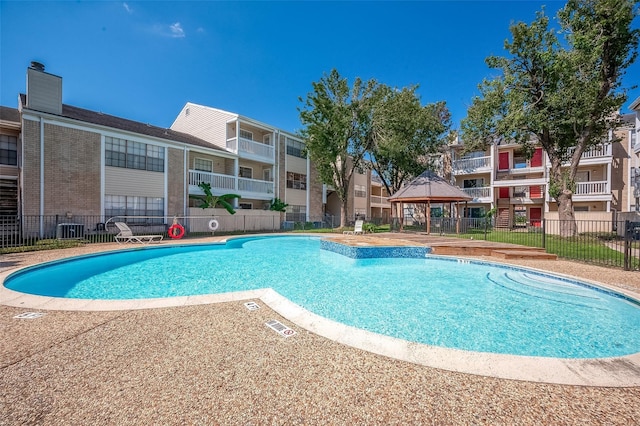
575,181,609,195
453,156,491,172
567,143,611,160
238,177,274,195
370,195,390,206
226,137,237,152
238,137,275,161
461,187,491,199
189,170,236,191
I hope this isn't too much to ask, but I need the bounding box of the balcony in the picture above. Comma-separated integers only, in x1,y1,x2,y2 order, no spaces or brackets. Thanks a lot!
370,195,391,207
189,170,236,192
566,143,611,164
226,137,275,163
188,171,274,198
460,187,492,202
510,185,545,204
238,177,275,198
452,156,491,174
575,181,609,195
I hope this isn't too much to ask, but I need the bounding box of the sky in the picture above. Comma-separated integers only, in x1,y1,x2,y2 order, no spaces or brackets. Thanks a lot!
1,1,639,134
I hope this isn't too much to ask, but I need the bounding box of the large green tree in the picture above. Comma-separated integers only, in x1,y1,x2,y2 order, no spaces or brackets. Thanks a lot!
461,0,639,236
298,69,379,227
369,85,451,195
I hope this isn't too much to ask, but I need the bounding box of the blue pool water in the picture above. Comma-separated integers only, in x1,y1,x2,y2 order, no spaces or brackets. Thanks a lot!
5,236,640,358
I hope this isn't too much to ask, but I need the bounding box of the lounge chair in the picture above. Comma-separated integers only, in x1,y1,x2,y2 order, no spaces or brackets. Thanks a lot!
114,222,164,244
343,220,364,235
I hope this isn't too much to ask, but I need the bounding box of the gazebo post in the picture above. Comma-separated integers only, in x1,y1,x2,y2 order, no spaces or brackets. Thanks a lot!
427,200,431,234
399,202,404,232
456,201,460,234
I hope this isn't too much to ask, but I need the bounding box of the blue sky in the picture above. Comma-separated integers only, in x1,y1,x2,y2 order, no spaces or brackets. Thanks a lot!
1,1,638,134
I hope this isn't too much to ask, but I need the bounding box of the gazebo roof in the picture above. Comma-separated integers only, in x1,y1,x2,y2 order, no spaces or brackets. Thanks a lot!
388,170,473,203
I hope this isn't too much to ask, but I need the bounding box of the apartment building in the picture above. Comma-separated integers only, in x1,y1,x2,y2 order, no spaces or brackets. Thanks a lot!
5,63,392,238
169,102,324,223
450,123,635,227
629,97,640,212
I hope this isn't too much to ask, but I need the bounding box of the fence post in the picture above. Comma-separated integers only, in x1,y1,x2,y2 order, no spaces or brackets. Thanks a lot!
542,218,546,249
624,220,630,271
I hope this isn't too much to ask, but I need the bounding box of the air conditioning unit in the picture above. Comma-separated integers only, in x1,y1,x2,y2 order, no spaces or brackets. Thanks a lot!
56,223,84,240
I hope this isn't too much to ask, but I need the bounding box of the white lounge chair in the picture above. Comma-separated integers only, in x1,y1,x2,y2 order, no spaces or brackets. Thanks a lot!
114,222,164,244
343,220,364,235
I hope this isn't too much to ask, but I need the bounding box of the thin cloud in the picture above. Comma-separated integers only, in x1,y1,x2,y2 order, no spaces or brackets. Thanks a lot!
123,2,132,14
169,22,185,38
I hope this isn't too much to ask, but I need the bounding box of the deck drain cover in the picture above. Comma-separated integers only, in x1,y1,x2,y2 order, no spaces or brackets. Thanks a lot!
265,320,296,337
244,301,260,311
14,312,45,319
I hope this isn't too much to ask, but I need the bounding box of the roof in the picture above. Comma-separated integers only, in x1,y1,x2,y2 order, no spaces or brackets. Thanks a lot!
0,106,20,123
388,170,473,203
19,94,227,153
629,96,640,112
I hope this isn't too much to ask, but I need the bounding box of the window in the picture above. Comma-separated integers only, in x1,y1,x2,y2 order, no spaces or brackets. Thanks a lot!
239,166,253,178
105,137,164,172
465,207,485,218
0,134,18,166
631,129,637,148
0,178,18,215
463,178,483,188
286,138,305,158
239,203,253,209
263,168,273,182
239,129,253,140
354,184,367,198
104,195,164,224
574,206,589,212
194,158,213,173
286,172,307,190
286,205,306,222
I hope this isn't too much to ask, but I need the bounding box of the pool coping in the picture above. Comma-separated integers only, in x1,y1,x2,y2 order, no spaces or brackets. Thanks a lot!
2,235,640,387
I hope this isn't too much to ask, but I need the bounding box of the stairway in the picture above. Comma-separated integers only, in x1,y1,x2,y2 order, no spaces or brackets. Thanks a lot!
496,208,510,228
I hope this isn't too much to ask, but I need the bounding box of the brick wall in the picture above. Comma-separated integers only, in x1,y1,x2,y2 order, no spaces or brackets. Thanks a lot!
21,119,41,216
42,123,101,215
167,147,185,216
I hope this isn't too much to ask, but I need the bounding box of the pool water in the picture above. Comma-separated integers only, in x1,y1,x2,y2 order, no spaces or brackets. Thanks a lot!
5,236,640,358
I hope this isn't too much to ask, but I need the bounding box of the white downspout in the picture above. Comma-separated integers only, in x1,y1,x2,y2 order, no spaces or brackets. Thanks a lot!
100,135,105,220
39,117,44,237
184,147,188,217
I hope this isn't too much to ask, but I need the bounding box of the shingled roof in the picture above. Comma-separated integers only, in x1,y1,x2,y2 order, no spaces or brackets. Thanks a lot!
389,170,472,203
0,106,20,123
18,94,227,153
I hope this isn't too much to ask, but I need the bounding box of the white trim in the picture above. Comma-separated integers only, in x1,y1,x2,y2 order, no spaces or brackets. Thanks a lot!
100,135,105,220
164,146,169,218
39,117,44,237
184,147,188,215
306,154,310,219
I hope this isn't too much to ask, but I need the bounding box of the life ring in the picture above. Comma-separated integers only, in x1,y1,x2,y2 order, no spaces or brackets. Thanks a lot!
168,224,185,239
208,219,219,231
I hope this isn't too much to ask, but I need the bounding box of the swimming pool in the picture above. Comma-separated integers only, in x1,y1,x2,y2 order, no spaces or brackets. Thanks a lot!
5,235,640,359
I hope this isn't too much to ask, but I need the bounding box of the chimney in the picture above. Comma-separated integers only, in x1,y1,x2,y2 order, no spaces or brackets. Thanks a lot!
26,61,62,115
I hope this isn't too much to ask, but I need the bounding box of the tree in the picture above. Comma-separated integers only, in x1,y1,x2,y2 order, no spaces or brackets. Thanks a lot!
298,69,379,227
368,85,451,196
189,182,240,214
460,0,639,236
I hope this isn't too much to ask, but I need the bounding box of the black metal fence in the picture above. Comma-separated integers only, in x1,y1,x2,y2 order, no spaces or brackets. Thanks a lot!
400,217,639,271
2,214,639,271
0,214,338,250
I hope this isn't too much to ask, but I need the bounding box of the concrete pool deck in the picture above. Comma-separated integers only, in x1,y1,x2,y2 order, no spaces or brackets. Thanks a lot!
1,233,640,423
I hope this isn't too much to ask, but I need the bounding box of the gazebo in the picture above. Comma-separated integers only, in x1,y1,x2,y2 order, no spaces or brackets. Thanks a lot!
388,170,473,234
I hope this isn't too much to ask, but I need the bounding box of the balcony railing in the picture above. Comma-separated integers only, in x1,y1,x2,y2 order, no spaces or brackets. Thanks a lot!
453,156,491,173
189,170,236,191
575,181,609,195
461,187,491,199
238,177,274,195
227,137,275,162
370,195,391,206
567,143,611,160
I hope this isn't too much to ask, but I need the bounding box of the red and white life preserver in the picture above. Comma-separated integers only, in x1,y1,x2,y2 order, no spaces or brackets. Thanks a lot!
168,224,185,239
208,219,219,231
